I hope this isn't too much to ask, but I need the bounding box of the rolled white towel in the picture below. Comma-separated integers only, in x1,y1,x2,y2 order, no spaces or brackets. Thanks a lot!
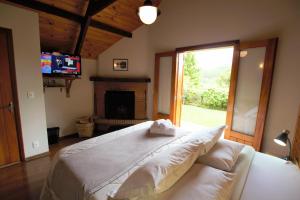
150,119,176,136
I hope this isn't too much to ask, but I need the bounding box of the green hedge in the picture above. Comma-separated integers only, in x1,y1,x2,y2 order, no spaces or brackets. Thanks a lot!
183,88,228,110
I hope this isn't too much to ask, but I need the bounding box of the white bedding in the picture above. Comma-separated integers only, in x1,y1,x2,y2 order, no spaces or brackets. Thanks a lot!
240,152,300,200
41,122,191,200
41,122,300,200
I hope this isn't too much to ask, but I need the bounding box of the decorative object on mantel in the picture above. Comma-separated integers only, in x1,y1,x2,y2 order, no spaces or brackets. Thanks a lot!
138,0,161,25
274,129,292,161
43,76,78,97
113,59,128,71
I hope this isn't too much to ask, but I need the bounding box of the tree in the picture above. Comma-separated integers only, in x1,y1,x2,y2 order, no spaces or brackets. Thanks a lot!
183,52,201,105
217,69,231,90
183,52,201,90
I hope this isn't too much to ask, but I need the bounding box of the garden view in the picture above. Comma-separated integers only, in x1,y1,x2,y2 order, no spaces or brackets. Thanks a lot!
181,47,234,127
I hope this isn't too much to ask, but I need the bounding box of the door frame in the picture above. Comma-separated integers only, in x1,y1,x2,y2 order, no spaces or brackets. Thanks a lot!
0,27,25,162
176,40,239,53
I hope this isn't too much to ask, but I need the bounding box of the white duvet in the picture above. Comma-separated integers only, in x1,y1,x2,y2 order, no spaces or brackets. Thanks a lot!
41,121,300,200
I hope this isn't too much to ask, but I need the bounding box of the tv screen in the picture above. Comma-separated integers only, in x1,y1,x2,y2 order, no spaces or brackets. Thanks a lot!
41,52,81,77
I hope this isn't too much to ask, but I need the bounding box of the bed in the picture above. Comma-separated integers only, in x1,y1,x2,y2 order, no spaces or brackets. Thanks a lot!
40,121,300,200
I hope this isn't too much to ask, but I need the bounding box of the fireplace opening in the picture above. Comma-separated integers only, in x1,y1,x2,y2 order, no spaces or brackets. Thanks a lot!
105,90,135,119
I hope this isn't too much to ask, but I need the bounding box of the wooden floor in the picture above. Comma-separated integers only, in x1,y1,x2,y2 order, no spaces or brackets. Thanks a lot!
0,137,83,200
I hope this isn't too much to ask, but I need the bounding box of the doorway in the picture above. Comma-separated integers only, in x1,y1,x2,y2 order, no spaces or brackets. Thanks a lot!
153,39,277,151
0,27,23,167
180,46,234,128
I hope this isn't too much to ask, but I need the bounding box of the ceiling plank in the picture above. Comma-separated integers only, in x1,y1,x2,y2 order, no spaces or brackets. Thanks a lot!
7,0,132,38
75,0,117,55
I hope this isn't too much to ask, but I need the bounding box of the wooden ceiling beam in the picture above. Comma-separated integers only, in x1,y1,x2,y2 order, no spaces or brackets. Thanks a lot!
7,0,132,38
74,15,91,55
74,1,93,55
74,0,118,55
89,0,117,16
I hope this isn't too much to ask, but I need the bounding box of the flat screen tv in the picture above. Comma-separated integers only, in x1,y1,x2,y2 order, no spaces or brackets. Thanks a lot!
41,52,81,77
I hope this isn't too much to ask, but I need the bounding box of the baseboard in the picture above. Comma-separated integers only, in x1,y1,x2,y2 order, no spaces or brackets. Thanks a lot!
0,161,20,169
59,133,79,141
25,152,49,161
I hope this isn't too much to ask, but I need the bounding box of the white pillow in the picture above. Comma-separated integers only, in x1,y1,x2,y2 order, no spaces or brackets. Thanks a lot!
196,139,245,171
157,164,235,200
183,125,226,153
108,141,206,200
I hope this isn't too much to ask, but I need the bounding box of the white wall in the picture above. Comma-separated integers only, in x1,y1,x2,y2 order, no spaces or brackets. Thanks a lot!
98,0,300,157
97,27,153,117
0,3,49,158
44,59,97,137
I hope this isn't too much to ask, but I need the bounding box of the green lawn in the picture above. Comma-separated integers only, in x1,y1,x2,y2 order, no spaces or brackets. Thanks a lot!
181,105,226,127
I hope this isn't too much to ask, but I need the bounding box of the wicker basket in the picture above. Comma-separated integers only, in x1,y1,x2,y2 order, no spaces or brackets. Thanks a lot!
76,121,94,138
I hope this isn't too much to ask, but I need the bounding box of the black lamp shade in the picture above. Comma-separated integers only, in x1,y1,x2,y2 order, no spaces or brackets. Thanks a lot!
274,130,290,146
273,130,291,160
144,0,153,6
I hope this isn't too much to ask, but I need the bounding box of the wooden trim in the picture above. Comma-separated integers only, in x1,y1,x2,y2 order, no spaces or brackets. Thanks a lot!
174,53,184,126
224,43,240,139
90,77,151,83
240,40,269,50
7,0,132,38
0,161,20,169
1,27,25,162
170,52,177,122
25,152,49,162
230,131,254,142
176,40,239,53
253,38,278,150
155,51,176,57
153,53,160,119
292,107,300,166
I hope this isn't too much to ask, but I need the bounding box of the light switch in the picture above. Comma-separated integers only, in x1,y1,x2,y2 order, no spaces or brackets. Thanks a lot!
32,140,40,149
27,91,35,99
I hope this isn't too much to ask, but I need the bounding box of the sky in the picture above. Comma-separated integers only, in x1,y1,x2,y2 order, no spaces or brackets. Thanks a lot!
193,46,234,70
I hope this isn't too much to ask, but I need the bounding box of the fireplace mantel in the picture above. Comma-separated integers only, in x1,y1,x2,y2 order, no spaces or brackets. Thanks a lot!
90,76,151,83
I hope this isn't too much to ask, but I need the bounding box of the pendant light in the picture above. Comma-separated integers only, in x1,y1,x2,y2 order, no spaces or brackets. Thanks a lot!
138,0,160,25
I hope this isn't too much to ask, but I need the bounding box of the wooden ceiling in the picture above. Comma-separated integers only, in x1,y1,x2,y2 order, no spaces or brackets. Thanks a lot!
2,0,161,59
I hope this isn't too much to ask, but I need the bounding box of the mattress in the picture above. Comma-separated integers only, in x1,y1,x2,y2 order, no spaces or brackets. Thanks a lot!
240,152,300,200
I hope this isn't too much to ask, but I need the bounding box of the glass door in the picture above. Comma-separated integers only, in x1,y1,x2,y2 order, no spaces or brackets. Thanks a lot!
225,39,278,151
153,51,177,122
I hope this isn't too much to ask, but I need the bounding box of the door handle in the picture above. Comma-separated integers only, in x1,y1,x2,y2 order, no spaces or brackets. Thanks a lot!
0,101,14,112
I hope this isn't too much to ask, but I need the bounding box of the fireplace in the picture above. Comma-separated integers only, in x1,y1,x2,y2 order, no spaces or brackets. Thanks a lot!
105,91,135,119
90,77,150,126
